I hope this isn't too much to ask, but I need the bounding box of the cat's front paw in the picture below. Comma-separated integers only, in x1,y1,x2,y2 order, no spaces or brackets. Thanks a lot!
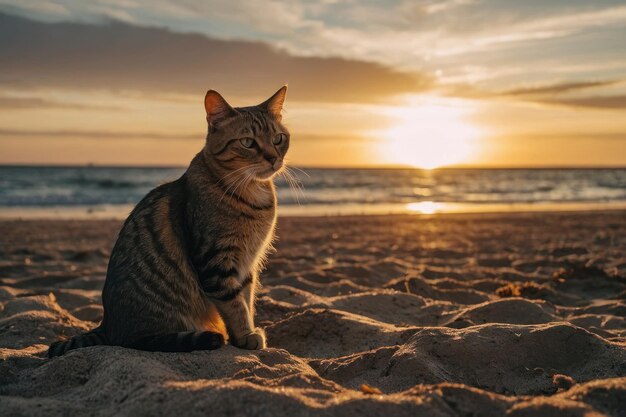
232,328,266,350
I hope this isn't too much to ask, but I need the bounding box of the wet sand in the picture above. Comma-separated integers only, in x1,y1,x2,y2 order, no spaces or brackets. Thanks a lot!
1,211,625,416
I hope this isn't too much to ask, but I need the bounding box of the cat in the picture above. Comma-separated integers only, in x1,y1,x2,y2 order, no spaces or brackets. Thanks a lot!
48,86,289,357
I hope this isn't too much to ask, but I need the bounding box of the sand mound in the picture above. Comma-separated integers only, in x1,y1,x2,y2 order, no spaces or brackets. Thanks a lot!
1,212,625,416
266,308,414,358
314,290,448,326
0,293,90,349
313,323,625,395
443,298,557,327
387,275,493,305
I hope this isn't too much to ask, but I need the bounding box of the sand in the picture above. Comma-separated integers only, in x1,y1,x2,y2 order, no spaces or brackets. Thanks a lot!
1,211,625,416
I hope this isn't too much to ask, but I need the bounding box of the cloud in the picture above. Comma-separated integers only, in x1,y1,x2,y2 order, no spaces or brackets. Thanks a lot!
0,12,432,103
539,95,626,110
493,79,626,109
2,1,625,94
499,80,622,96
0,128,373,143
428,4,626,57
496,132,626,141
445,78,626,106
0,95,121,110
0,128,199,140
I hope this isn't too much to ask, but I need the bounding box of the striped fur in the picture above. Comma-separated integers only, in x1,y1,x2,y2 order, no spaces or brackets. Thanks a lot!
48,87,289,357
48,327,107,358
131,331,225,352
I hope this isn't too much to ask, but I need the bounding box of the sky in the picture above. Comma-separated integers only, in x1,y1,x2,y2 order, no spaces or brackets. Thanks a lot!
0,0,625,168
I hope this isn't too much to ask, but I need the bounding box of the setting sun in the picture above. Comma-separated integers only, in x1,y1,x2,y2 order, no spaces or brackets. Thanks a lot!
374,97,484,169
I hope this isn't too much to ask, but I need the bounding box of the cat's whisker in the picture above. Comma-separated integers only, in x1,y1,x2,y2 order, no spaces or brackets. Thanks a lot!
229,171,250,198
218,166,250,185
218,168,250,206
282,174,297,205
282,169,301,195
218,166,247,183
285,167,305,196
224,164,263,206
280,166,305,206
288,166,311,178
216,166,253,205
218,178,238,205
231,170,253,200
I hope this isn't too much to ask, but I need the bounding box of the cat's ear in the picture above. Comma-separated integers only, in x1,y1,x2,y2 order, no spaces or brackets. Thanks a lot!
204,90,237,124
259,85,287,120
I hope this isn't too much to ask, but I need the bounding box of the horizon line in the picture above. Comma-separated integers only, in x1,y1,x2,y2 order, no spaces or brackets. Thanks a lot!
1,163,625,170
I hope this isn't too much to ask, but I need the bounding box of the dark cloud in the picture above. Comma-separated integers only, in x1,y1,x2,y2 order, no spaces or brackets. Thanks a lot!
501,80,621,96
539,95,626,109
444,80,626,111
448,79,621,98
499,80,626,109
507,132,626,141
0,13,432,103
0,129,372,143
0,128,199,140
0,96,121,110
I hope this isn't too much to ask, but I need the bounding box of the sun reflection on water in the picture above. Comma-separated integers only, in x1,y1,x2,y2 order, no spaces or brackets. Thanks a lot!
406,201,444,214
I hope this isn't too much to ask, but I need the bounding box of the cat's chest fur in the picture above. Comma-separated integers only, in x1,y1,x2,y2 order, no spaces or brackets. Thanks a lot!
191,180,276,281
229,213,276,278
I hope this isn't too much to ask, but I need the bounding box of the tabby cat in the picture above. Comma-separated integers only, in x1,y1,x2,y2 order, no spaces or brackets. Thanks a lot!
48,86,289,357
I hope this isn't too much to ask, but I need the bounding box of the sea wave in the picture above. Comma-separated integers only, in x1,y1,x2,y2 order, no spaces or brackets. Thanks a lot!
1,166,625,211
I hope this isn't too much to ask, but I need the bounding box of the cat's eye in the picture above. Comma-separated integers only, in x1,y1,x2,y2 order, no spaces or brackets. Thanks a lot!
240,138,255,148
273,133,286,145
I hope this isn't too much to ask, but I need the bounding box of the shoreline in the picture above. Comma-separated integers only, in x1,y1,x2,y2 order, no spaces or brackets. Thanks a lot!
1,200,626,220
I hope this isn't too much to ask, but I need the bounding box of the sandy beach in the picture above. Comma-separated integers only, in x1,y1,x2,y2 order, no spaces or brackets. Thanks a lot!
1,211,625,416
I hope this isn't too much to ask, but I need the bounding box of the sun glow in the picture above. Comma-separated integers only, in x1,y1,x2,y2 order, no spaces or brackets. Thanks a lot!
406,201,444,214
374,96,484,169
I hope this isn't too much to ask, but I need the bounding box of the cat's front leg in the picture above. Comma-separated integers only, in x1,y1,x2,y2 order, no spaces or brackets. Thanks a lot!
241,272,259,318
214,295,266,349
203,276,266,349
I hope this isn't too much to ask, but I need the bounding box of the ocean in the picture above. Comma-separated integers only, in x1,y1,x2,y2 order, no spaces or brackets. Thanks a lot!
1,166,625,218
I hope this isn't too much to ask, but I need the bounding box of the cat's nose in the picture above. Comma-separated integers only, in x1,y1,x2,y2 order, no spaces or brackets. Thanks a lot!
265,156,282,170
264,154,281,170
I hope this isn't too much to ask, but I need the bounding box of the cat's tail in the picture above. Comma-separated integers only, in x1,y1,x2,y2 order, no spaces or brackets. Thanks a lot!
129,331,225,352
48,330,225,357
48,327,108,358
